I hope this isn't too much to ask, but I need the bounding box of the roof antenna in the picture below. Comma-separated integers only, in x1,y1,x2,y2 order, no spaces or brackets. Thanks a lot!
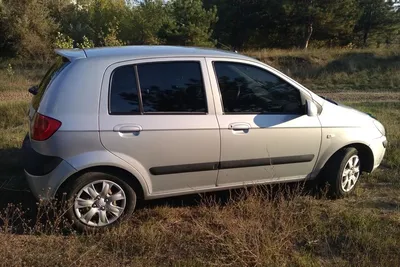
216,41,237,53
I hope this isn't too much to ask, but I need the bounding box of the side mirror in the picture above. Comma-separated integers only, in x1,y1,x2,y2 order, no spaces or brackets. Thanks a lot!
307,100,318,117
28,85,38,95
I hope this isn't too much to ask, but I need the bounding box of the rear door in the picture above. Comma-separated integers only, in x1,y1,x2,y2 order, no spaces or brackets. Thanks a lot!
206,58,321,186
99,58,220,196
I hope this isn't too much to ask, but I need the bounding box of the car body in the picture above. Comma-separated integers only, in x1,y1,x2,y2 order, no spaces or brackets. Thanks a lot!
22,45,387,229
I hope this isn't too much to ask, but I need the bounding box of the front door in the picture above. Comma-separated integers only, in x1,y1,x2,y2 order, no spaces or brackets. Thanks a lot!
206,58,321,186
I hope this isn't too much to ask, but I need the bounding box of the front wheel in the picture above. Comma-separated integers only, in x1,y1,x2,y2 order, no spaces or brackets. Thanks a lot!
321,147,361,198
66,172,136,232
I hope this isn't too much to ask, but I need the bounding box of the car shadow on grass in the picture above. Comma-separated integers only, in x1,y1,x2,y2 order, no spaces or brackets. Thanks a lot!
0,148,38,231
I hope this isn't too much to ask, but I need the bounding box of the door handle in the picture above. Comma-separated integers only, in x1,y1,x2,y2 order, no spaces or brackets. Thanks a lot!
113,125,143,133
229,123,250,131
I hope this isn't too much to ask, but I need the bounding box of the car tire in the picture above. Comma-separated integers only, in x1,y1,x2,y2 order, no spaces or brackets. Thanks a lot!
66,172,136,232
320,147,361,198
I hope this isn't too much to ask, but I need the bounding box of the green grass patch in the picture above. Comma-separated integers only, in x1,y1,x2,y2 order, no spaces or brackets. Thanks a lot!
0,101,29,129
245,48,400,91
0,101,29,172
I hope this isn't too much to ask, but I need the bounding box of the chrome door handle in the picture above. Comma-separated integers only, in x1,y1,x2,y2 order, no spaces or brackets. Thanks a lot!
229,123,250,131
113,125,142,133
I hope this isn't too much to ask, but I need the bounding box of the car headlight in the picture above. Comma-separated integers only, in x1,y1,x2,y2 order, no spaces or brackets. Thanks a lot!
373,119,385,136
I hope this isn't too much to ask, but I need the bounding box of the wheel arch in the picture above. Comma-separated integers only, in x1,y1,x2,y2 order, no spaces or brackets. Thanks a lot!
56,165,146,200
318,142,374,176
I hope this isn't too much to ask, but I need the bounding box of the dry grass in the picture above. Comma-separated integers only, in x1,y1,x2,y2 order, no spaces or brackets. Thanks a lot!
0,186,399,267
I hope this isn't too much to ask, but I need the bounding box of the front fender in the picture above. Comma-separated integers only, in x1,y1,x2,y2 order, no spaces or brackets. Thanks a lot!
313,127,375,176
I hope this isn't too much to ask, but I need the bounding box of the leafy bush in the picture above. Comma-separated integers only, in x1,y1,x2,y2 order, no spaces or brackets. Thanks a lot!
54,32,74,49
77,36,95,49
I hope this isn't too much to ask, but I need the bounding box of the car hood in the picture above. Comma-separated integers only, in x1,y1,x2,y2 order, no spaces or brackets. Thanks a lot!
336,102,374,119
318,98,374,128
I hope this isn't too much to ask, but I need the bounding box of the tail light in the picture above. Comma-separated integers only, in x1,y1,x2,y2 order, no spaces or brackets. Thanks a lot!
31,113,61,141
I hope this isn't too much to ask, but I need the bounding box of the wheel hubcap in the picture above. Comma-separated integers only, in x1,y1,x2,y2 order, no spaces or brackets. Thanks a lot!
341,155,361,192
74,180,126,227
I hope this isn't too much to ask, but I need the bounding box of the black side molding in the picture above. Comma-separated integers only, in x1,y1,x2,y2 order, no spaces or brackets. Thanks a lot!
219,154,314,169
150,162,219,175
150,154,314,175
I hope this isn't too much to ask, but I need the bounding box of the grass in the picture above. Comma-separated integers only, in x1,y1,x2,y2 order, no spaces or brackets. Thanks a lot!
244,48,400,91
0,49,399,266
0,186,399,266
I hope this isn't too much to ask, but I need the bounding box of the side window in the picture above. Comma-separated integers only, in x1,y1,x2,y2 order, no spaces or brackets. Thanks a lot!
137,61,207,113
214,62,304,114
110,65,140,114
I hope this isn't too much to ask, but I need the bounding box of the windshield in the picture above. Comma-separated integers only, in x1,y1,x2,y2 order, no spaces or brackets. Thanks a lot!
32,56,70,110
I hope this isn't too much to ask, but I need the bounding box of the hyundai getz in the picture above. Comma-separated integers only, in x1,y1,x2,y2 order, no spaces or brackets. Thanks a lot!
22,46,387,231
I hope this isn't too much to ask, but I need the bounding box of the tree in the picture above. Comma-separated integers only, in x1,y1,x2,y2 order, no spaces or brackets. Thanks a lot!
160,0,218,47
87,0,127,46
283,0,360,49
120,0,169,45
0,1,10,55
355,0,399,47
1,0,58,60
203,0,270,50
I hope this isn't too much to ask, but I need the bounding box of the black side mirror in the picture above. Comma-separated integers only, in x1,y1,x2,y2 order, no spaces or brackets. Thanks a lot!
28,85,38,95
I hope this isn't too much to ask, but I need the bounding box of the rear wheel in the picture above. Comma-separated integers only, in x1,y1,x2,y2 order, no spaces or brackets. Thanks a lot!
66,172,136,232
321,147,361,198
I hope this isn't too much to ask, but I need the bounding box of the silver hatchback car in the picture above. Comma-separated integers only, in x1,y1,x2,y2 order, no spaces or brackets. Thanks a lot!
22,46,387,230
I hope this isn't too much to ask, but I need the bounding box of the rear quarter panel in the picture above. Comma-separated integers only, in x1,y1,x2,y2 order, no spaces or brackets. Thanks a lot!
37,58,106,131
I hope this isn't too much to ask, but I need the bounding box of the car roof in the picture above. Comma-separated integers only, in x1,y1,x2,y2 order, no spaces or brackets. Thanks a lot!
55,45,256,62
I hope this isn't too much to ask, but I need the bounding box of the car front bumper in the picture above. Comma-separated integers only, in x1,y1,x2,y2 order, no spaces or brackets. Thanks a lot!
369,135,387,171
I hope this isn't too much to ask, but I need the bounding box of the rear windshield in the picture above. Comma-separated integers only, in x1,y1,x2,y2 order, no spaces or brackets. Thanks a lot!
32,56,70,110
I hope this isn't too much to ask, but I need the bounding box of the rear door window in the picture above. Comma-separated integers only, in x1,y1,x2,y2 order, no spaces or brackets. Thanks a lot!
137,61,207,113
32,56,70,110
109,65,140,114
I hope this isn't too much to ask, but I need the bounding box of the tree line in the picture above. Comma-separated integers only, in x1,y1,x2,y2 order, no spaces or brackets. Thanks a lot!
0,0,399,61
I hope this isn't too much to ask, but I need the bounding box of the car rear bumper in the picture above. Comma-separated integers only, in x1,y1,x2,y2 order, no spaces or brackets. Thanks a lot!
22,134,76,200
22,134,63,176
25,160,76,200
